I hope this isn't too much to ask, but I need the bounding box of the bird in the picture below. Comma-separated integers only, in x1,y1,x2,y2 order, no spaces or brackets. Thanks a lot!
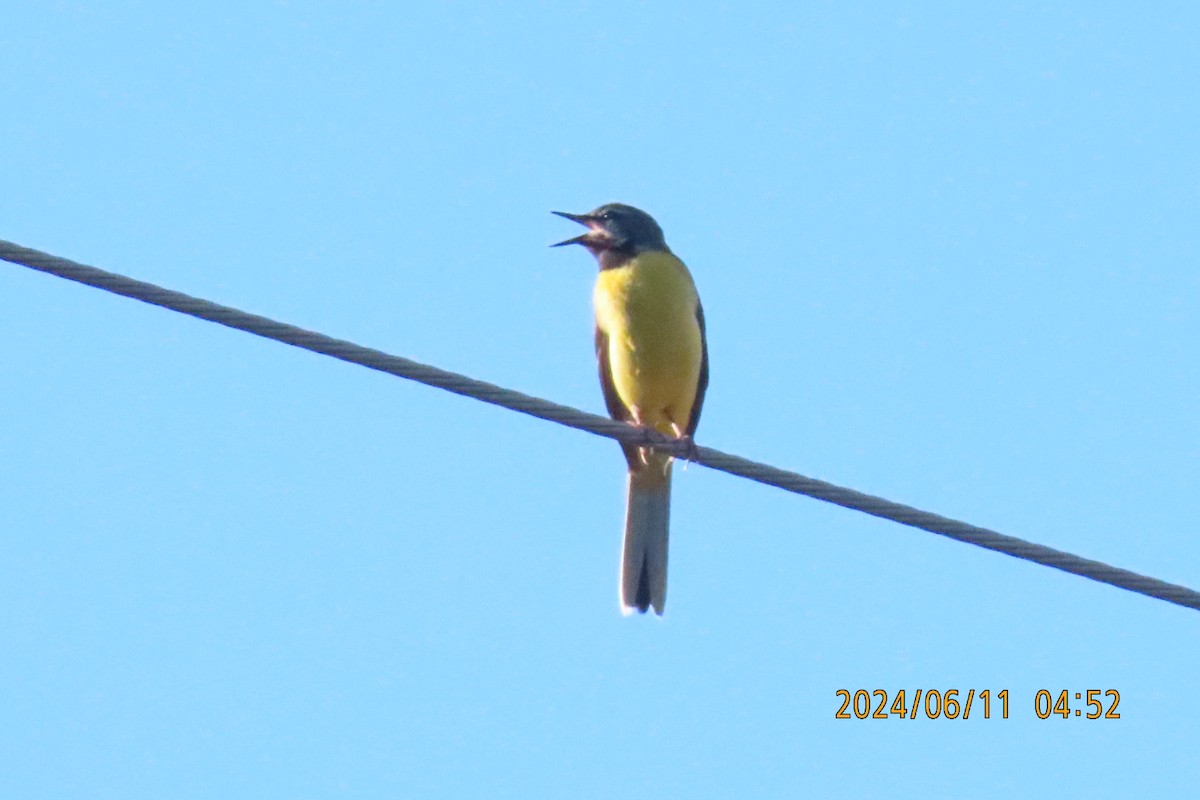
552,203,709,615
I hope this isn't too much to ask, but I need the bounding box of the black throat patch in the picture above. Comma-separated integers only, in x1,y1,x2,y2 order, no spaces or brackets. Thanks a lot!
597,247,637,271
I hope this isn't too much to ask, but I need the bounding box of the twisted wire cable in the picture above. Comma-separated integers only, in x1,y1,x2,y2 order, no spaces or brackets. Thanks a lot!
4,239,1197,612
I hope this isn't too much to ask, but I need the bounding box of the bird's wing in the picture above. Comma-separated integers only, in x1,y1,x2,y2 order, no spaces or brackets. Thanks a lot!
685,299,709,438
595,325,640,469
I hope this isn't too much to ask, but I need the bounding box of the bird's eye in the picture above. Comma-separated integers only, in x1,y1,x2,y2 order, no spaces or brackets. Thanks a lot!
600,210,614,220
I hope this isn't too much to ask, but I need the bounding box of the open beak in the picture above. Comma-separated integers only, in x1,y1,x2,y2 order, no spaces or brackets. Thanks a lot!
551,210,603,247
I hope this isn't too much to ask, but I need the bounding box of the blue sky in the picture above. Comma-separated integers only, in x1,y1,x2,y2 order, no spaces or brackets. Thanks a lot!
3,2,1198,797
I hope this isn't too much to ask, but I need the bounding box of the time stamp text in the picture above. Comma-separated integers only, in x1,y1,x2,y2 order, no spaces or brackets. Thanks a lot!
835,689,1121,720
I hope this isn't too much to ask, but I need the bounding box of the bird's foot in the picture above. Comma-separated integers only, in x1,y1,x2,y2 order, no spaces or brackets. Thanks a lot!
667,422,699,465
634,423,657,466
673,432,700,467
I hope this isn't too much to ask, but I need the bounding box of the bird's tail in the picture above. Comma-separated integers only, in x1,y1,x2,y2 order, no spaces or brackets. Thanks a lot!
621,454,673,616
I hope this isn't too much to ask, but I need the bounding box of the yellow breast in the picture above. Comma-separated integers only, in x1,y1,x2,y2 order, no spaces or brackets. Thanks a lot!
593,250,703,433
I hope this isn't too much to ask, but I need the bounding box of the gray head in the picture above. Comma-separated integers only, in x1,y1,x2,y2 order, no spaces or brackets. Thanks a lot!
551,203,668,254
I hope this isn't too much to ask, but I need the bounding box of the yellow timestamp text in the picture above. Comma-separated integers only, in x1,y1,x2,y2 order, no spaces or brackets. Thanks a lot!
1033,689,1121,719
834,689,1122,720
835,689,1009,720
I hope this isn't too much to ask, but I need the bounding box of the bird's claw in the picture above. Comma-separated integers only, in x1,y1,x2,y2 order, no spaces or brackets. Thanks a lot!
675,433,700,466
